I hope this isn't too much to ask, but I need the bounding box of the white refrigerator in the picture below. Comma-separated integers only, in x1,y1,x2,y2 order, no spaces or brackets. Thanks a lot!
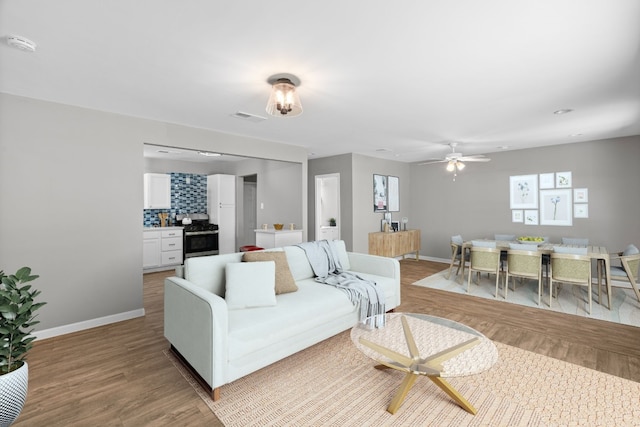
207,174,236,254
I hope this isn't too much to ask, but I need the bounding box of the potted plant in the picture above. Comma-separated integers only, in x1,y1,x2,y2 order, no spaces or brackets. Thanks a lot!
329,218,337,227
0,267,45,427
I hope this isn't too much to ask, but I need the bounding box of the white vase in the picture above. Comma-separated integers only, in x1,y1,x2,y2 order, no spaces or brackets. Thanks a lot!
0,362,28,427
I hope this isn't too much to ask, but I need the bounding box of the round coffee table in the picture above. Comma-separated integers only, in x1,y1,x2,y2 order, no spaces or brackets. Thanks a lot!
351,312,498,415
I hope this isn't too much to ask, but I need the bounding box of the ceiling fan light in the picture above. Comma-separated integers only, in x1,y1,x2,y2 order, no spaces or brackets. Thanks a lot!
456,161,465,170
266,77,303,117
446,161,455,172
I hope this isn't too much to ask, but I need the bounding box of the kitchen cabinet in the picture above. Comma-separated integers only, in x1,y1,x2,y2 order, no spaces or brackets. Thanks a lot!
143,227,183,271
368,229,421,260
143,173,171,209
208,174,236,254
255,229,303,249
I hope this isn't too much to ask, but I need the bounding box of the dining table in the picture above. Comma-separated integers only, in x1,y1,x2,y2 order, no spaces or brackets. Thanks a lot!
458,240,613,309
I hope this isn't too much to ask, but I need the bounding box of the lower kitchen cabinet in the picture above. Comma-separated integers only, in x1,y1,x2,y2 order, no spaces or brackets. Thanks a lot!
143,227,184,271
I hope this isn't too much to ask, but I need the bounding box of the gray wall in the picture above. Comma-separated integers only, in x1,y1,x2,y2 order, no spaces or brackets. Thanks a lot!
410,136,640,260
308,154,353,247
308,153,412,253
0,93,308,335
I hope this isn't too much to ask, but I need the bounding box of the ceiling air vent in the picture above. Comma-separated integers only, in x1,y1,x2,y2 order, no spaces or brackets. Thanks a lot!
231,111,267,123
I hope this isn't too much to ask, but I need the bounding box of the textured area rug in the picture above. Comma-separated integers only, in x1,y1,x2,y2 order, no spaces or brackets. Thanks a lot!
165,331,640,426
413,269,640,328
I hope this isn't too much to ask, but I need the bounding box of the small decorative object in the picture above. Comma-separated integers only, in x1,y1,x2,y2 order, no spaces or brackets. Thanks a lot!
329,218,336,227
391,221,399,232
517,236,544,245
0,267,45,427
273,223,284,230
261,224,268,230
289,223,295,230
401,217,408,231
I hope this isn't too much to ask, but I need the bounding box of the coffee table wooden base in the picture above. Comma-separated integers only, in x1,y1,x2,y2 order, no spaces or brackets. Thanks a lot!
361,316,480,415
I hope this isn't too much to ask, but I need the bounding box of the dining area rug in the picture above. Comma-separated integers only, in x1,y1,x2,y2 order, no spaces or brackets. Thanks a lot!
413,269,640,328
166,330,640,426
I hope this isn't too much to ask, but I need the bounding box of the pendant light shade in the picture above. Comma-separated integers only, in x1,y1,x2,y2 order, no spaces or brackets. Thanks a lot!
266,77,303,117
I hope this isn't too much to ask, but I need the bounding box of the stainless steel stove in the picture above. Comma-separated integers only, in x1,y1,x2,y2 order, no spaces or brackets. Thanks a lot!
177,213,219,258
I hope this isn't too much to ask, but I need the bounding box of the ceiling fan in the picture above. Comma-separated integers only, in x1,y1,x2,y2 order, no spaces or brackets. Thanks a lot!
418,142,490,174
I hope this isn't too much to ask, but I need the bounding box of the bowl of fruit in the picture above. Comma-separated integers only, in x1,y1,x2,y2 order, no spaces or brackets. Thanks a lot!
517,236,545,245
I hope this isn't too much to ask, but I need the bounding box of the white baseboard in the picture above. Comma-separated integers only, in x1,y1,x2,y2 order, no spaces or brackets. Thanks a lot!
33,308,146,341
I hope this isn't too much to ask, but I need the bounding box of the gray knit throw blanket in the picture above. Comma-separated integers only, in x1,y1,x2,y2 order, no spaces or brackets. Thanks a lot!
296,240,386,328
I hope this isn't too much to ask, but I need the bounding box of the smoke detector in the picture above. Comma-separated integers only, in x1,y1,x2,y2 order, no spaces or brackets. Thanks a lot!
6,35,37,52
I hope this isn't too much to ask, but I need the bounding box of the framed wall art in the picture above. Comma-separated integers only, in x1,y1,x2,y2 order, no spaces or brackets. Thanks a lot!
556,171,572,188
574,188,588,203
540,189,572,226
373,174,387,212
524,210,538,225
509,174,538,209
574,204,589,218
539,173,555,189
512,210,523,223
387,176,400,212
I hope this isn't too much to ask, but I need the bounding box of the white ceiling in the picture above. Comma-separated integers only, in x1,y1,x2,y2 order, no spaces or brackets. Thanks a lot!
2,0,639,163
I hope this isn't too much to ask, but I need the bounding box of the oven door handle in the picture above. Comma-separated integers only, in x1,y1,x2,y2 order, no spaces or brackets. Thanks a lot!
185,230,219,236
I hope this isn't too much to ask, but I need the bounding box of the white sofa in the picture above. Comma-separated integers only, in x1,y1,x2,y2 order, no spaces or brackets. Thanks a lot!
164,240,401,400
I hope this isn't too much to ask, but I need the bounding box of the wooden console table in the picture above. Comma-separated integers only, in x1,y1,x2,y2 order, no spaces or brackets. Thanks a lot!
368,229,421,260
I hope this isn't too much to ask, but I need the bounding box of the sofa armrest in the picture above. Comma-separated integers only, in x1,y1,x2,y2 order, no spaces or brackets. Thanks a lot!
164,276,229,389
347,252,400,280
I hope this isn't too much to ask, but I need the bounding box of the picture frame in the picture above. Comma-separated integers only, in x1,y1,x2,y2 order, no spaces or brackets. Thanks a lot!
539,173,555,189
387,176,400,212
540,189,572,226
524,210,539,225
556,171,572,188
512,210,523,223
373,174,387,212
391,221,400,232
574,188,588,203
509,174,538,209
574,204,589,218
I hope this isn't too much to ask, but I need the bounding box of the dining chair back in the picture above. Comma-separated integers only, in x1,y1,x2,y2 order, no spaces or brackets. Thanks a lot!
467,246,502,298
505,249,543,305
494,234,516,241
606,244,640,302
549,252,592,314
561,237,589,246
446,235,465,280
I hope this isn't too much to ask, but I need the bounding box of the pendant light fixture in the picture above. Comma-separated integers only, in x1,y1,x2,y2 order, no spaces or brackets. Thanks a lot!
266,75,303,117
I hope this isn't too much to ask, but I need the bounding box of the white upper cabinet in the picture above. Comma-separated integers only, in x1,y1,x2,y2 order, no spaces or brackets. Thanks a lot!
144,173,171,209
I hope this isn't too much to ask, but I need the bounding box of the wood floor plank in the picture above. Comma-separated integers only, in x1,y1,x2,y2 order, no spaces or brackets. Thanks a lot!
13,259,640,426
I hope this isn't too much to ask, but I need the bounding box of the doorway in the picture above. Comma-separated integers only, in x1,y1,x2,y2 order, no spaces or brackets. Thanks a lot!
315,173,340,241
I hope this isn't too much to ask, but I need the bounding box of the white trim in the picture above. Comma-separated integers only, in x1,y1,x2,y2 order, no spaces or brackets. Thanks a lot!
33,309,145,341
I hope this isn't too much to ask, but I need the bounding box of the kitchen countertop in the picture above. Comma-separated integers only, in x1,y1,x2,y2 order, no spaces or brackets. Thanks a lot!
143,226,184,231
254,228,303,233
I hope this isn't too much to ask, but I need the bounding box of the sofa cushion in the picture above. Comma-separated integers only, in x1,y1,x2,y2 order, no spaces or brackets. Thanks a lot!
623,244,639,256
242,251,298,294
225,261,276,309
283,246,315,281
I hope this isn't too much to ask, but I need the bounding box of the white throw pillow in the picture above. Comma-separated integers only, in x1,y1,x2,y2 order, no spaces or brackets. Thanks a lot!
225,261,276,310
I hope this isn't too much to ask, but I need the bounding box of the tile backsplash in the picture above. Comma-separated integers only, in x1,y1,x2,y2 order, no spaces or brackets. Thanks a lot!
143,173,207,227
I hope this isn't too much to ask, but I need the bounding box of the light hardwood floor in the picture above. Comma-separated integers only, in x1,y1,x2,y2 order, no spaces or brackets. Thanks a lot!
14,260,640,426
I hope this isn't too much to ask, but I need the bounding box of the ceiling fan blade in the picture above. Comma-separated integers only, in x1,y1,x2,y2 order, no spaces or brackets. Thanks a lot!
458,156,491,162
417,159,447,165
